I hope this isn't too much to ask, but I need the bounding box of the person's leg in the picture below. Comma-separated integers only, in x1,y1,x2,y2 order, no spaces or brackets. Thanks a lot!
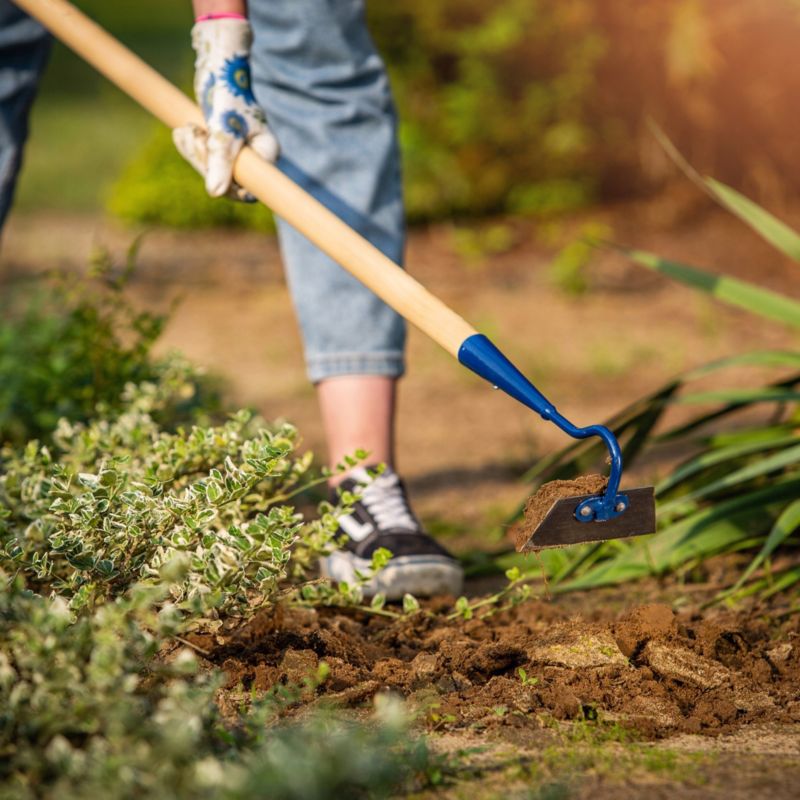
0,1,52,232
317,375,395,481
248,0,405,480
249,0,462,597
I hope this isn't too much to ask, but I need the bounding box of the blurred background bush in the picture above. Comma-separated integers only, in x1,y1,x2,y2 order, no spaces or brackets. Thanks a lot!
15,0,800,227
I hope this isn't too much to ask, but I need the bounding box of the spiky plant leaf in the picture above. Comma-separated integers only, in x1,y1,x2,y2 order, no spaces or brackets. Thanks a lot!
705,178,800,262
620,248,800,328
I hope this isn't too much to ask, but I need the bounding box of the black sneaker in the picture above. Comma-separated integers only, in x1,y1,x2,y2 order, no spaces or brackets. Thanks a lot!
320,466,464,600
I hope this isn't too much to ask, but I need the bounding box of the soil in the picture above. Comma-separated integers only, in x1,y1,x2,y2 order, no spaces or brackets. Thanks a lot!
512,474,607,551
192,592,800,742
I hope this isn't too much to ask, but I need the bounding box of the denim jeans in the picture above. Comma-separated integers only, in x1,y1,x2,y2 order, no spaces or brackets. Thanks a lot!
0,0,51,230
248,0,406,382
0,0,406,383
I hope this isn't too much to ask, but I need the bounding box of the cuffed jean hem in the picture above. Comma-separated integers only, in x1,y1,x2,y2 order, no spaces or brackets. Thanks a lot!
306,351,406,384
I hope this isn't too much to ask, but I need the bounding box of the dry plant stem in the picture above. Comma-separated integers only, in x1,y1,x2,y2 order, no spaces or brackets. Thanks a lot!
174,634,212,657
317,375,397,485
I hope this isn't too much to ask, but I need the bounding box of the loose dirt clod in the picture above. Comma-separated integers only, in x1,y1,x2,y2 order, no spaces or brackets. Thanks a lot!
613,603,677,659
512,474,608,550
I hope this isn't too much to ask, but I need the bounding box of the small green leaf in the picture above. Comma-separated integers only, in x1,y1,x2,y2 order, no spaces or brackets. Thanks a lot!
402,593,420,614
370,547,392,572
731,498,800,593
706,178,800,262
505,566,521,582
205,480,223,504
455,595,473,620
371,593,386,611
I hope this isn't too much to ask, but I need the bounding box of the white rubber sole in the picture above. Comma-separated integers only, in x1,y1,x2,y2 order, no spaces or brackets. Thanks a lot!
319,551,464,601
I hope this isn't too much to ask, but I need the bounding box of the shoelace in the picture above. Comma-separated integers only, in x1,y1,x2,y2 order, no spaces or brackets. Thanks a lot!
356,469,418,532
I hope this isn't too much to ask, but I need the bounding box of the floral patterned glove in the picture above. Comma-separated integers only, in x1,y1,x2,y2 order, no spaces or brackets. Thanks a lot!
173,17,278,200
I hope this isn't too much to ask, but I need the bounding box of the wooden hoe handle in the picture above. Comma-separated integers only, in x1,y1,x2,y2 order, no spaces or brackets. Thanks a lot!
14,0,478,357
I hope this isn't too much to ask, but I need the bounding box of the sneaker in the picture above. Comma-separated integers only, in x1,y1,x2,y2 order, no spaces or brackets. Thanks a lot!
320,466,464,600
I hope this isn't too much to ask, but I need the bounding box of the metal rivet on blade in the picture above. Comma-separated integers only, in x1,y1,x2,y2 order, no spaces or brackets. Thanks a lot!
616,502,626,512
580,506,592,517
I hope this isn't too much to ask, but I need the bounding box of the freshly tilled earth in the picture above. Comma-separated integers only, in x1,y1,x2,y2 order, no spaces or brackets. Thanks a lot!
193,598,800,738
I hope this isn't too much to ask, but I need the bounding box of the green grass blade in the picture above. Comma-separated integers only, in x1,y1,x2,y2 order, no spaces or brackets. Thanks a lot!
706,424,798,449
677,388,800,405
658,443,800,515
557,519,753,591
682,350,800,380
706,178,800,262
665,477,800,549
550,541,605,584
648,120,800,262
729,497,800,594
621,247,800,328
656,432,799,495
762,565,800,598
658,376,800,442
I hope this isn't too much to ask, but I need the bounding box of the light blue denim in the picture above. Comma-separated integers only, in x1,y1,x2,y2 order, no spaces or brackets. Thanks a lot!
248,0,407,383
0,0,51,230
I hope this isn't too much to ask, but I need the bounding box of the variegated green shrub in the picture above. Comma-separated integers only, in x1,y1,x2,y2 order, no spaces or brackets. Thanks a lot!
0,369,343,623
0,258,436,799
0,572,432,800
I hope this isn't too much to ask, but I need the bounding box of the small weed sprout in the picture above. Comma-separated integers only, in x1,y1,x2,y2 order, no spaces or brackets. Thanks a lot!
403,593,421,615
293,546,394,611
454,595,473,619
517,667,539,687
425,701,458,731
446,566,532,621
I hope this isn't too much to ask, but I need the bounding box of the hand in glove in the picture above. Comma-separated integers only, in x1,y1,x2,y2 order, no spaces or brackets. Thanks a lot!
173,16,278,200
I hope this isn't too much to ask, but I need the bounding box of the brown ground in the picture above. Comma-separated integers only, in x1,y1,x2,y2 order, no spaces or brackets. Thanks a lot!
190,577,800,798
205,592,799,741
3,191,800,797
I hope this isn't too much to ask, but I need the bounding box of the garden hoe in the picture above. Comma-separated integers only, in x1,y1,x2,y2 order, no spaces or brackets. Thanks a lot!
16,0,656,551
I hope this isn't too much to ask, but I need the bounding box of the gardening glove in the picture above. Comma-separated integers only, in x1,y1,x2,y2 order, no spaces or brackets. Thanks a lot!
173,17,278,201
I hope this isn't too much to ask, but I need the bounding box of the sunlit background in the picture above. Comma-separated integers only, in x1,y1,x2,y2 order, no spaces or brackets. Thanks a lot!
14,0,800,225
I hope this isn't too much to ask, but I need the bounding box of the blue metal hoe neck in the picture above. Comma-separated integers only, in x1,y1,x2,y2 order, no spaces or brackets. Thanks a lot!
458,334,628,523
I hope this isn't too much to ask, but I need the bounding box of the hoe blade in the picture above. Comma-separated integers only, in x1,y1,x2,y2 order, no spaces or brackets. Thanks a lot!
517,487,656,552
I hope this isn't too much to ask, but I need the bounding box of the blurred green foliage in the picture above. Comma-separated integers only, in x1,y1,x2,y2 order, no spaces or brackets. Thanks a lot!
16,0,800,227
449,221,516,267
108,128,275,230
548,221,613,296
14,0,191,213
368,0,603,221
0,246,219,446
